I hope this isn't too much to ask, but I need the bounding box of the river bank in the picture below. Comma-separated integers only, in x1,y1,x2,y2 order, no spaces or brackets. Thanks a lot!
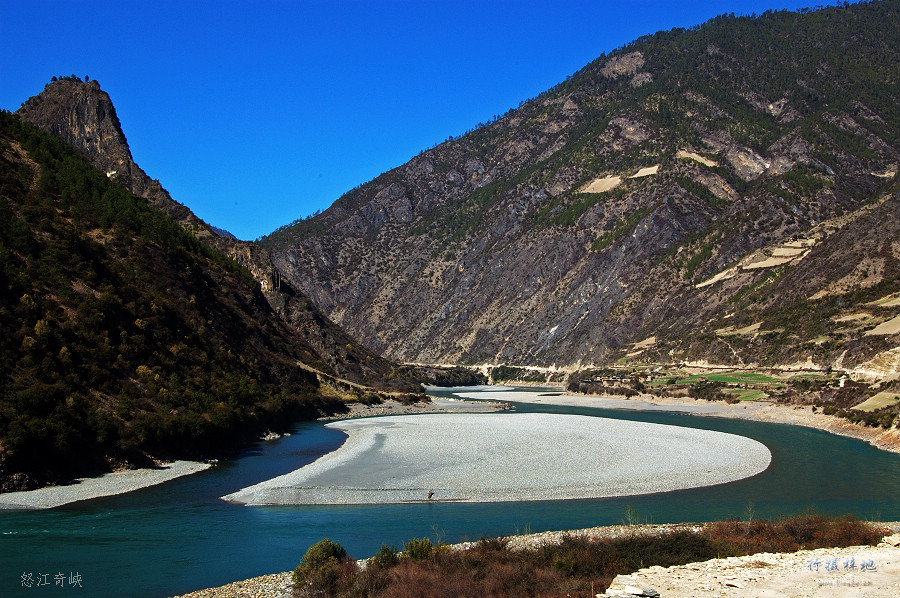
317,395,510,420
170,523,900,598
168,386,900,597
0,396,503,510
222,412,770,505
602,531,900,597
3,388,893,511
584,392,900,454
0,460,210,509
453,388,900,456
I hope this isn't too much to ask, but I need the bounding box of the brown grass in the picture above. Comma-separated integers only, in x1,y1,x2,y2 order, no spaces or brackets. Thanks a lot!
292,514,888,597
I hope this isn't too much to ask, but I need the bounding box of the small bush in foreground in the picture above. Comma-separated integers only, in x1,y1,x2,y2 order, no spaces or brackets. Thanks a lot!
370,543,399,569
403,537,434,561
292,538,354,597
297,538,348,570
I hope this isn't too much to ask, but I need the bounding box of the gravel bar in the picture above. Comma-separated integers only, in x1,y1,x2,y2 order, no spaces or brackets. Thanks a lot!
0,461,211,509
223,413,771,505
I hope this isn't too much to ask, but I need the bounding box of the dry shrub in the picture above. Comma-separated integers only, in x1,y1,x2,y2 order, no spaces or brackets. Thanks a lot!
380,560,443,598
705,518,802,554
377,539,574,598
292,515,886,597
704,513,887,555
293,560,360,598
403,537,433,561
370,544,399,570
780,513,887,548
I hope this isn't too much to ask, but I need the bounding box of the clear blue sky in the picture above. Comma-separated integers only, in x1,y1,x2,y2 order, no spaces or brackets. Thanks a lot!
2,0,846,240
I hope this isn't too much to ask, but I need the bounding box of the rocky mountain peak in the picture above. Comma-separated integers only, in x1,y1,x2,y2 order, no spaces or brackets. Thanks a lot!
18,79,123,164
17,77,209,235
15,77,403,387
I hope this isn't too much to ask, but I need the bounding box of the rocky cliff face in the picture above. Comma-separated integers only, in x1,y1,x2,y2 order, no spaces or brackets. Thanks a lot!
16,78,204,233
16,79,397,386
262,3,900,375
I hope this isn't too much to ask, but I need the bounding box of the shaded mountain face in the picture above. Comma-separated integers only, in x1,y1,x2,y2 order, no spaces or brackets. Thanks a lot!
262,2,900,375
0,113,338,489
16,77,398,387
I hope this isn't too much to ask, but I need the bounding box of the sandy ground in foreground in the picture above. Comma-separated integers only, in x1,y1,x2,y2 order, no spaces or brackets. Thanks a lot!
602,535,900,598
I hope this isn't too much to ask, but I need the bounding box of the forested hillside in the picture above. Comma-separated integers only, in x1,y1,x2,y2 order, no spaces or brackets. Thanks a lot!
0,113,343,490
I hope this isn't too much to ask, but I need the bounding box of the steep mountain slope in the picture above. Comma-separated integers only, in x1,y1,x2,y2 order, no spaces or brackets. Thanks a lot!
262,2,900,374
0,113,349,490
16,77,398,387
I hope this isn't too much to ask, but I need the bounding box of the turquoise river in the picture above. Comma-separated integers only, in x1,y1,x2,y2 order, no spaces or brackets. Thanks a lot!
2,387,900,597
